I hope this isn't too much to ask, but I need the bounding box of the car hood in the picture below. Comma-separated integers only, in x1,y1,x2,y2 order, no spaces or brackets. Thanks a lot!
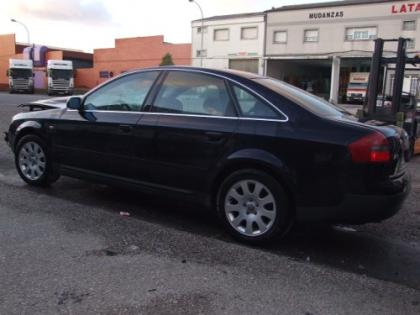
18,96,78,111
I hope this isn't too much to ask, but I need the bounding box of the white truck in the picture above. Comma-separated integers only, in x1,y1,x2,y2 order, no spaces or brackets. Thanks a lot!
346,72,369,104
47,60,74,95
7,59,34,94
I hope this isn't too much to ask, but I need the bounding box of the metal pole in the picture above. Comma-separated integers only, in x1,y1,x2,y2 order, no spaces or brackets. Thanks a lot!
391,37,407,116
366,38,384,116
190,0,204,67
11,19,30,45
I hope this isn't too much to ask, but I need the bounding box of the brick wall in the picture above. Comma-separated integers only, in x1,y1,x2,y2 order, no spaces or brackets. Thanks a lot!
0,34,18,90
83,35,192,88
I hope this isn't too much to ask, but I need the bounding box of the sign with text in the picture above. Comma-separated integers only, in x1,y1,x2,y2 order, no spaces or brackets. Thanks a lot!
309,11,344,19
391,2,420,14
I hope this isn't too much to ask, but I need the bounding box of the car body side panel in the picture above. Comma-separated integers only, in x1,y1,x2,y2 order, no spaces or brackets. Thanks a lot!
50,110,147,179
150,115,239,193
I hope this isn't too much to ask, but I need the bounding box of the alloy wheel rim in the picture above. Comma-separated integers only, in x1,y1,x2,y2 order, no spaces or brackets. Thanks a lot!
18,142,46,181
224,180,277,237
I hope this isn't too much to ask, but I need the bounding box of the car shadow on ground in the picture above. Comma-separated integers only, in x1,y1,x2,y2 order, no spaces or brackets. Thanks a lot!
24,175,420,292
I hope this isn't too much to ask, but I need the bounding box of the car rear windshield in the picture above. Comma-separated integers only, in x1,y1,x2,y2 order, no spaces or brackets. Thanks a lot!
254,77,351,118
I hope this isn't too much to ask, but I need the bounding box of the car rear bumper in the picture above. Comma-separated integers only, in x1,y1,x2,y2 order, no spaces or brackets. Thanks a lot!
297,174,410,224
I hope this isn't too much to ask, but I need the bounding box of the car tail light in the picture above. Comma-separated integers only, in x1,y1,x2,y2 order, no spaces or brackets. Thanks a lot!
349,132,391,163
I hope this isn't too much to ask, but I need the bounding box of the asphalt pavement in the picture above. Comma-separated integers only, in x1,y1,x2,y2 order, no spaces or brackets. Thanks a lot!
0,92,419,315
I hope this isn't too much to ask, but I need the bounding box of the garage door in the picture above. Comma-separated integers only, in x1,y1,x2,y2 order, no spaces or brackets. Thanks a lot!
229,59,259,74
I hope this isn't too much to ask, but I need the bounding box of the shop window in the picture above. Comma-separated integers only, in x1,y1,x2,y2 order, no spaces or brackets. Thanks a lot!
241,27,258,40
273,31,287,44
403,20,416,31
304,29,319,42
214,29,229,41
345,27,377,41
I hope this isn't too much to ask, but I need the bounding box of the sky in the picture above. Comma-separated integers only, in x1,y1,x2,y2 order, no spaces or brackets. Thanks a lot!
0,0,329,52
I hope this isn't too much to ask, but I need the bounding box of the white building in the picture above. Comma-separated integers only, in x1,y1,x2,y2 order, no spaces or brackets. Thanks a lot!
191,12,266,75
191,0,420,103
265,0,420,103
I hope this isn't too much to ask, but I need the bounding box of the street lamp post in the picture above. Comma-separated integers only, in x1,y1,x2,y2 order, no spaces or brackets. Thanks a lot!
11,19,31,45
189,0,204,67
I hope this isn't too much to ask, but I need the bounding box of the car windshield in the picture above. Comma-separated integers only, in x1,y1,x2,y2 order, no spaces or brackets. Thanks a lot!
255,77,353,118
10,68,32,78
348,83,368,89
50,69,73,80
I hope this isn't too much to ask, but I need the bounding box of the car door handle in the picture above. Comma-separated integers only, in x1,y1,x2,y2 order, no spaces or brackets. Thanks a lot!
119,124,133,133
205,131,224,142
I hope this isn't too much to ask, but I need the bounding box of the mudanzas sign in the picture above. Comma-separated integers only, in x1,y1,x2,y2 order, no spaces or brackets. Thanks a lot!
391,2,420,13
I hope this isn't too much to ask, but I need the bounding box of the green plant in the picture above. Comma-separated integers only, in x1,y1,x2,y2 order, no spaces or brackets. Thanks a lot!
160,53,174,66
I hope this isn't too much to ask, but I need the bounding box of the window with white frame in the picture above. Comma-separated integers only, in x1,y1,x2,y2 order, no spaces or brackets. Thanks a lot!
241,27,258,40
304,29,319,42
197,26,208,34
214,29,229,41
403,20,416,31
196,49,207,57
345,27,377,41
273,31,287,44
407,38,416,49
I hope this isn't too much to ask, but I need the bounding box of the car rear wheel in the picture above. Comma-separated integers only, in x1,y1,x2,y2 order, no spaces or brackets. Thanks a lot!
15,135,59,187
217,169,292,244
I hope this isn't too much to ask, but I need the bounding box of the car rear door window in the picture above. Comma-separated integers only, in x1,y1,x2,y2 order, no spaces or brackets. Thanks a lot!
83,71,159,112
152,71,236,117
232,85,283,119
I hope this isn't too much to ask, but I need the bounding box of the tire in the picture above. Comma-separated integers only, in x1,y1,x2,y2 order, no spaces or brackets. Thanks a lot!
216,169,292,244
15,135,60,187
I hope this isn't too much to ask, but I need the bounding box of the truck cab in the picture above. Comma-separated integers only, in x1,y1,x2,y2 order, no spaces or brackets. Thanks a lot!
7,59,34,94
346,72,369,104
47,60,74,96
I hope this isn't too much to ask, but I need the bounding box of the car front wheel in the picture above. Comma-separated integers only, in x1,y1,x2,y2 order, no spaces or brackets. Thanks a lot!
217,169,292,244
15,135,59,187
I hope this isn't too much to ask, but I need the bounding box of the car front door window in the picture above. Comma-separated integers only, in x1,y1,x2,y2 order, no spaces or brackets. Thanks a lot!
83,71,159,112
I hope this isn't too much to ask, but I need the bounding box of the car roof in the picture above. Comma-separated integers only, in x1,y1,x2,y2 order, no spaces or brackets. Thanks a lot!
126,66,266,82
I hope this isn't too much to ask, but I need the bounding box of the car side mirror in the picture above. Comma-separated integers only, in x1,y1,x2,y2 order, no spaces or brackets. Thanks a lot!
67,96,83,111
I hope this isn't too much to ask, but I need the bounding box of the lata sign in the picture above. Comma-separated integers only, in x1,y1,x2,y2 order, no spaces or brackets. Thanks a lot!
391,2,420,13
